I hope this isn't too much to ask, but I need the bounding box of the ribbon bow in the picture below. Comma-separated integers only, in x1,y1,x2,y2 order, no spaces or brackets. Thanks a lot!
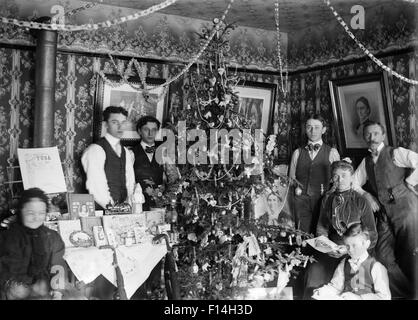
145,145,156,154
306,143,320,152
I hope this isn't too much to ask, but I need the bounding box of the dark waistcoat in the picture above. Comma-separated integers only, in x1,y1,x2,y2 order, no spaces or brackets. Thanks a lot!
96,137,127,205
132,142,164,209
295,144,331,196
365,145,407,203
343,255,376,295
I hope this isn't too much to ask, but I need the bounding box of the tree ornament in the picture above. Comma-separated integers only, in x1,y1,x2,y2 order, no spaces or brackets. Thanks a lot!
295,186,302,196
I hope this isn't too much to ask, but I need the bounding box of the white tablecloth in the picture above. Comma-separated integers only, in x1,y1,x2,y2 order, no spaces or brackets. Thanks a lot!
64,243,167,299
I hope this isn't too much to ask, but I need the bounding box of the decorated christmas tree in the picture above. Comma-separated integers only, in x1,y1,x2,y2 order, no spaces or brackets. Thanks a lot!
160,20,314,300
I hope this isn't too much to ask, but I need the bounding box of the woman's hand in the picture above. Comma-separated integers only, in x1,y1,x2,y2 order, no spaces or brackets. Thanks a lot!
327,245,347,258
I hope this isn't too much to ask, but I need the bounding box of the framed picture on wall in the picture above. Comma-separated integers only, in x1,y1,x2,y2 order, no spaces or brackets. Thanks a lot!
329,72,395,158
234,81,276,134
93,74,169,147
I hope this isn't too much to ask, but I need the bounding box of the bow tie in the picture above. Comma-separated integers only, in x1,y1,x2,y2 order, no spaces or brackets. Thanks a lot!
145,145,155,154
306,143,320,152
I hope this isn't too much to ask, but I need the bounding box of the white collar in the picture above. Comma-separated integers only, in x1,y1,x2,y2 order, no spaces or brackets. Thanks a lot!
368,142,384,155
105,133,120,147
308,139,323,146
349,251,369,265
141,140,155,149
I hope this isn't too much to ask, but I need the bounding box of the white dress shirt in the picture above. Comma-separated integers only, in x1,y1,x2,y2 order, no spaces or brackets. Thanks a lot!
352,142,418,194
140,140,155,163
316,252,391,300
289,140,340,180
81,133,135,208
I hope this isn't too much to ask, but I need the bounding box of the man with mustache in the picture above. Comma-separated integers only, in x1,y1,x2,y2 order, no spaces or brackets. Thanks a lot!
352,121,418,299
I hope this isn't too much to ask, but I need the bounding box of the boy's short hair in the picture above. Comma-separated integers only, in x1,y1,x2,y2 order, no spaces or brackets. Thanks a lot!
305,113,326,127
343,223,370,241
103,106,128,122
331,159,354,175
136,115,161,131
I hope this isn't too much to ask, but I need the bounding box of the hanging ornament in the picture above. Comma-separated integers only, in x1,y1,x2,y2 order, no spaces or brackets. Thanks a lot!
295,186,302,196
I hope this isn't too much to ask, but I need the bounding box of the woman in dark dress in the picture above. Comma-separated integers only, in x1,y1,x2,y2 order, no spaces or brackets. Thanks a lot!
303,160,377,298
0,188,67,300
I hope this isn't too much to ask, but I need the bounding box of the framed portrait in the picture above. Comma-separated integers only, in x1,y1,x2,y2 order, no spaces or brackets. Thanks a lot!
329,72,396,157
93,74,169,146
252,176,294,227
234,81,276,134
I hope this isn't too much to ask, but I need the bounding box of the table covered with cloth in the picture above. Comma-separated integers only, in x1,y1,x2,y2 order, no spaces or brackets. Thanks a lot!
64,242,167,299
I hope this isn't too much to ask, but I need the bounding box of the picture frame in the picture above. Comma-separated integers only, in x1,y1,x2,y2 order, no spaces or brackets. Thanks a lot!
234,81,277,134
329,72,396,158
93,74,169,147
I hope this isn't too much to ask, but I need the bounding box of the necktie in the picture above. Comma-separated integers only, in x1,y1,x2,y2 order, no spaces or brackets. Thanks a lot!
115,143,122,157
145,145,155,154
348,258,360,271
306,143,320,152
369,149,379,157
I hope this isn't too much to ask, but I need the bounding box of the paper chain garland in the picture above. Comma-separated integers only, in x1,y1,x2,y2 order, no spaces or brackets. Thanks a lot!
64,2,98,18
0,0,177,31
274,0,289,97
323,0,418,85
99,0,235,93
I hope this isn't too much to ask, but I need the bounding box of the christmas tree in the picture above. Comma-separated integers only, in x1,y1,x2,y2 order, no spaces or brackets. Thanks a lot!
161,20,314,300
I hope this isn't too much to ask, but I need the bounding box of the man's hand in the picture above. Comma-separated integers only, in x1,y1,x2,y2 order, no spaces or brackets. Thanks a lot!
406,182,418,196
340,292,361,300
363,192,380,212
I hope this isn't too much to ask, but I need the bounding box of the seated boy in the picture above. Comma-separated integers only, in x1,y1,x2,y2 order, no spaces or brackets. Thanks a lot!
312,223,391,300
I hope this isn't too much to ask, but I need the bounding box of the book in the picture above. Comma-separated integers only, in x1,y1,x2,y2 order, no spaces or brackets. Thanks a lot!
102,213,148,246
58,220,82,248
66,193,95,219
92,226,108,247
80,216,103,238
306,235,339,254
145,209,165,228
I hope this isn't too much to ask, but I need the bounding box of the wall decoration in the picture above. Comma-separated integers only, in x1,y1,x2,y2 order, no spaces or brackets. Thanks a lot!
93,74,169,147
234,81,276,134
329,72,396,157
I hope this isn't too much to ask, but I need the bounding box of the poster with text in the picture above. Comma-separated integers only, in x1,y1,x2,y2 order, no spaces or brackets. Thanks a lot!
17,146,67,194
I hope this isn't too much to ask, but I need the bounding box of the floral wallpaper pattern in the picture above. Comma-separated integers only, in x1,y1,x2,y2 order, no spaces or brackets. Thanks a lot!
0,1,417,214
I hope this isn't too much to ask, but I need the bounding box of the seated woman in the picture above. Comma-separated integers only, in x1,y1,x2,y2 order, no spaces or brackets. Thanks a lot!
303,159,378,298
0,188,73,300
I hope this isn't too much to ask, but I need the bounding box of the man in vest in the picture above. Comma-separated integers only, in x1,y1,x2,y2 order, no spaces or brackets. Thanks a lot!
289,114,340,234
132,115,164,211
353,121,418,299
81,106,135,209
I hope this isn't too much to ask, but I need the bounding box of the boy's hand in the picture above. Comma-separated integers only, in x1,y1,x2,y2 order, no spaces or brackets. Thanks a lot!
340,292,361,300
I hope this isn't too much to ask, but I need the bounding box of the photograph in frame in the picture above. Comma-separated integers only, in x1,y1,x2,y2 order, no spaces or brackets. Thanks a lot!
234,81,276,135
94,74,169,146
329,72,395,157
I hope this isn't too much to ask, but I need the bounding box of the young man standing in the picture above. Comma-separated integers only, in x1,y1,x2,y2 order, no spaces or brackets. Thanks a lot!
289,114,340,234
81,106,135,209
352,121,418,299
132,115,165,211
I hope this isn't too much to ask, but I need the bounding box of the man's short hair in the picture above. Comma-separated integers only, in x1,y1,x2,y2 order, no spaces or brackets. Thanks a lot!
363,121,386,135
136,115,161,131
343,222,370,241
103,106,128,122
306,113,326,127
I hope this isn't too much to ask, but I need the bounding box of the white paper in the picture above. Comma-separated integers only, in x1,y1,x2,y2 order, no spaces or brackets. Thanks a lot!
17,147,67,193
306,235,339,253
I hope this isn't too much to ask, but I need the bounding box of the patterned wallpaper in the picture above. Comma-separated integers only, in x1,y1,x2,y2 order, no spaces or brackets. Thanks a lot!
0,2,417,214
